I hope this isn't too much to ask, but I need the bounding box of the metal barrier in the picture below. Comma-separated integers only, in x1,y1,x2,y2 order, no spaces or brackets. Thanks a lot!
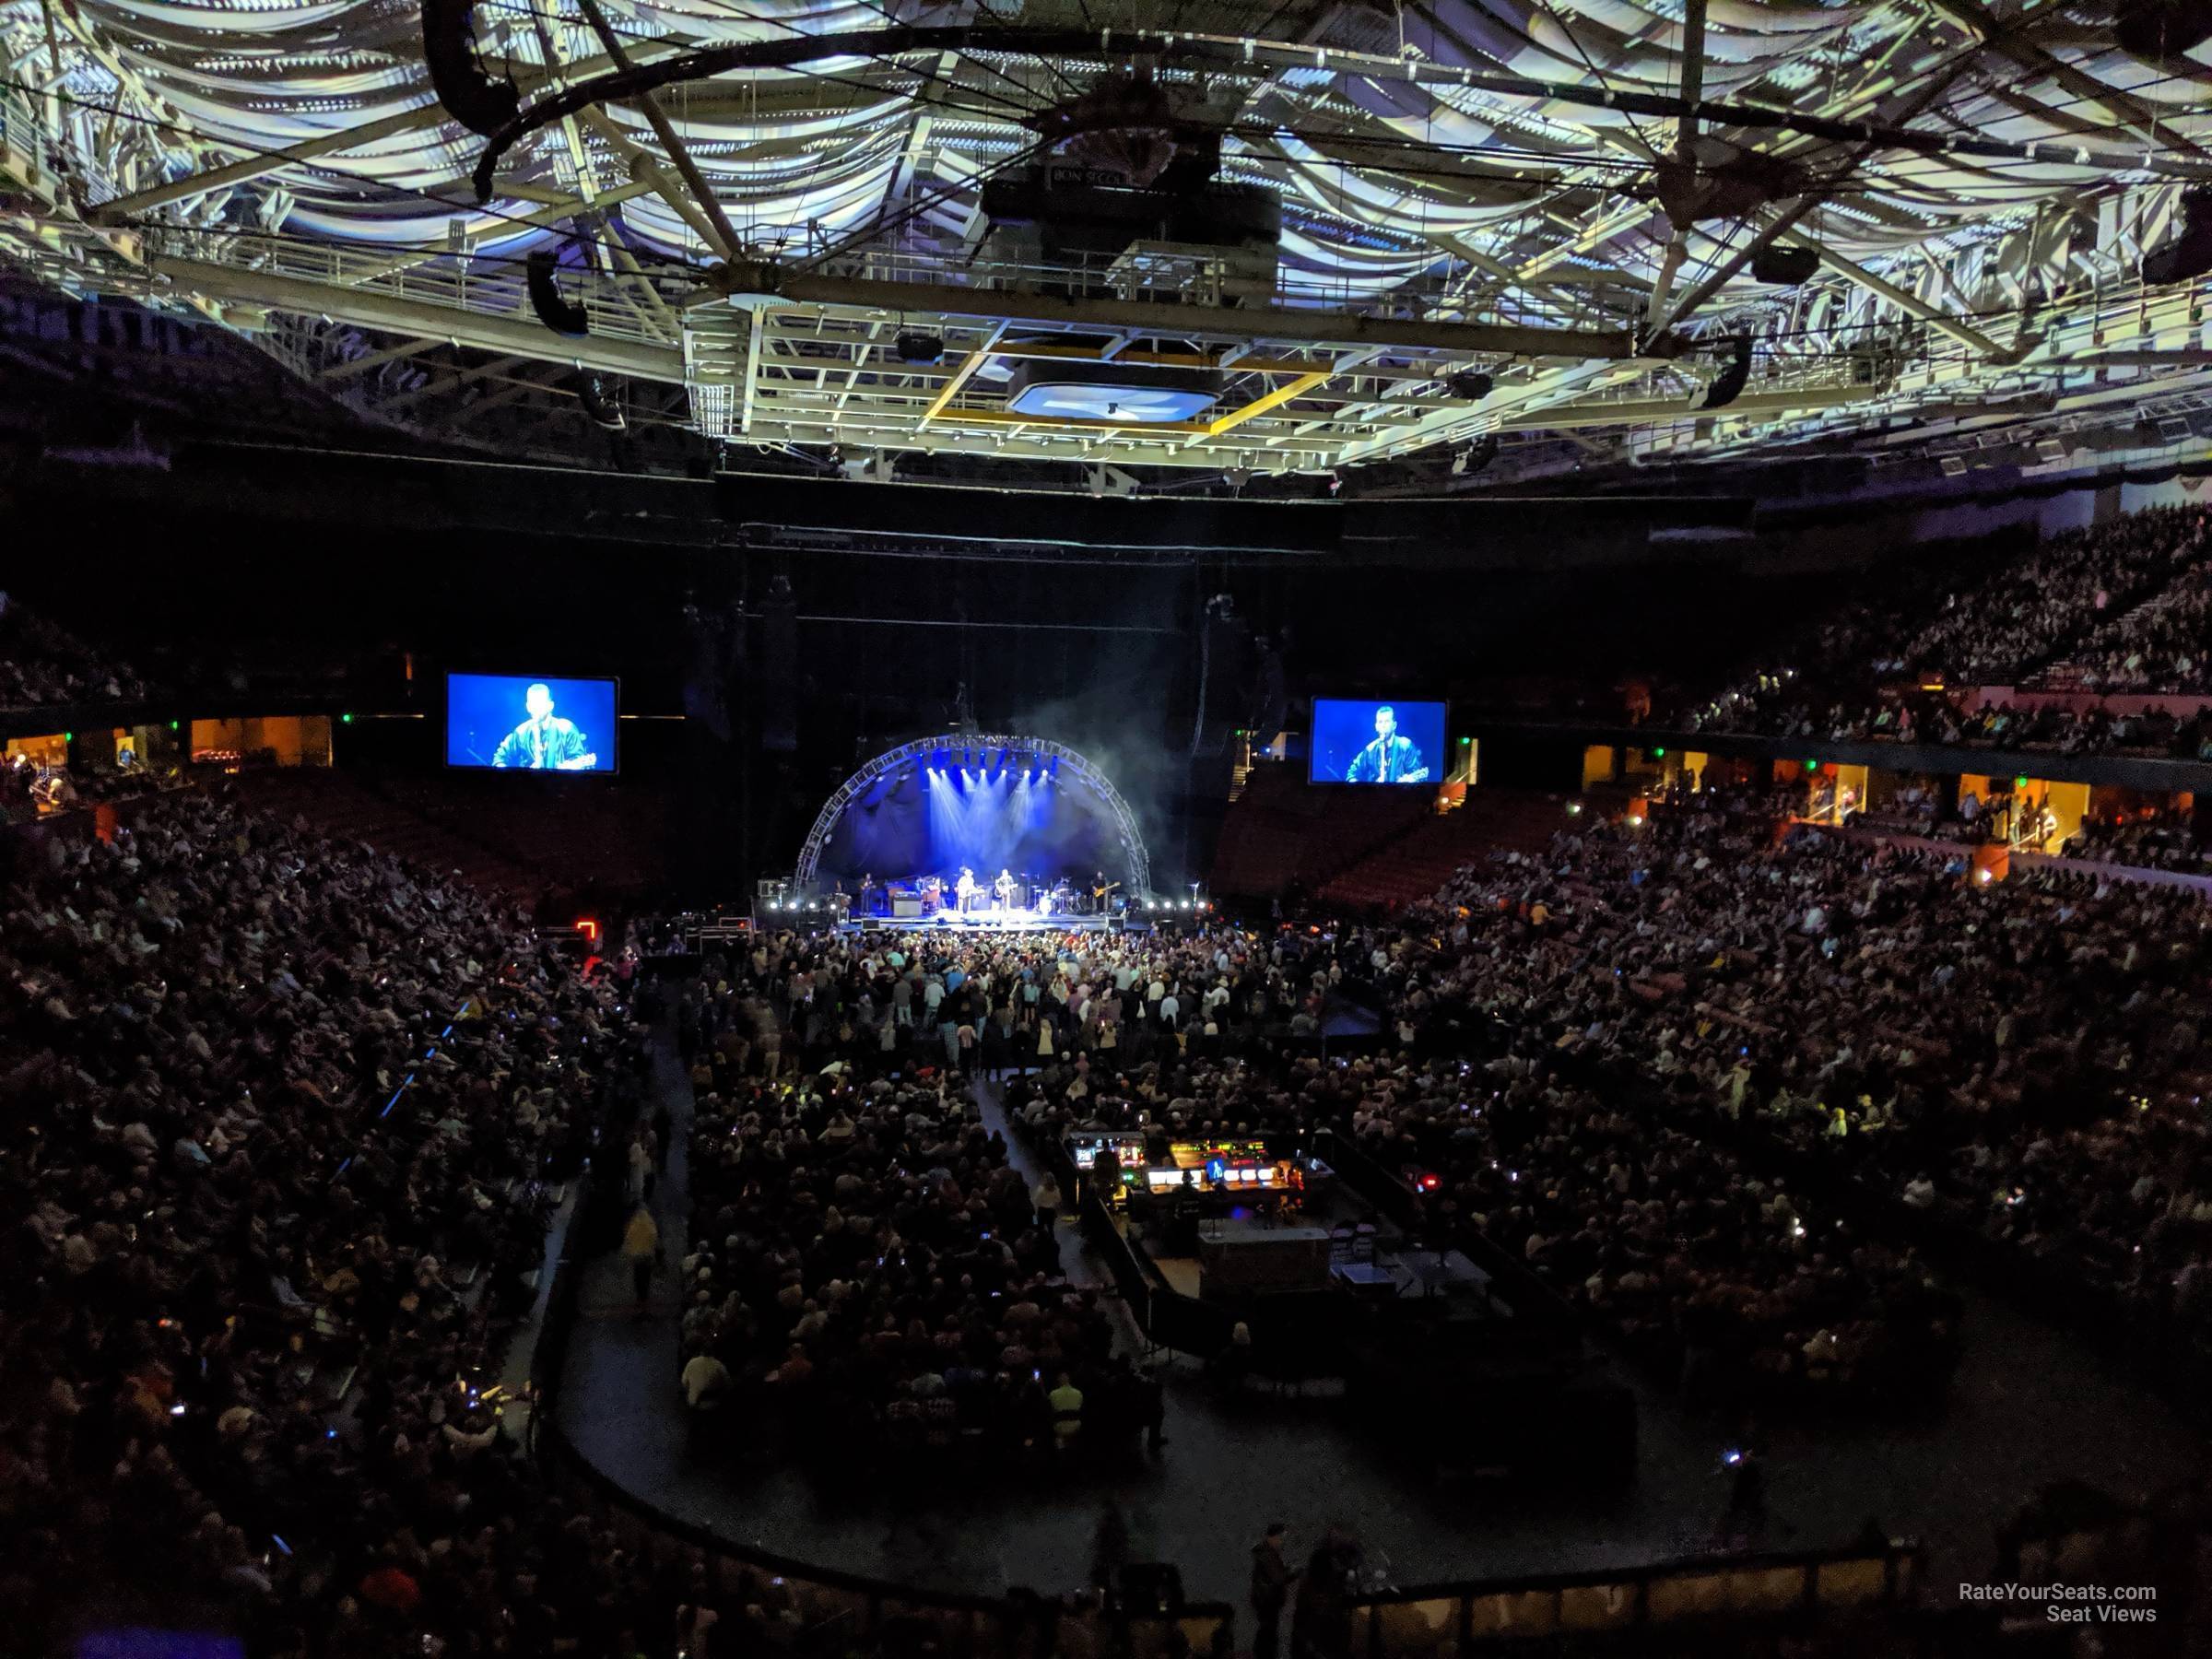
1350,1543,1923,1656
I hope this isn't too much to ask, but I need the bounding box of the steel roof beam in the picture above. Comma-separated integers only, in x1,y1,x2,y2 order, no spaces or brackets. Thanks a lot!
88,40,689,226
147,255,686,382
728,273,1636,360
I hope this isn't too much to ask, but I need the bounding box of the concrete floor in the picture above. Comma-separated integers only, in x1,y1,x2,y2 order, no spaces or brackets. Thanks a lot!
551,1027,2209,1610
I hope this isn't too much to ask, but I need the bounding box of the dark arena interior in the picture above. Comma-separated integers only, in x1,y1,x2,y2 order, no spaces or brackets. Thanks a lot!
18,9,2212,1659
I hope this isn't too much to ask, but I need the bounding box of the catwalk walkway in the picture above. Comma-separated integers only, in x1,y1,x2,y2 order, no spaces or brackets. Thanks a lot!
551,1022,2208,1609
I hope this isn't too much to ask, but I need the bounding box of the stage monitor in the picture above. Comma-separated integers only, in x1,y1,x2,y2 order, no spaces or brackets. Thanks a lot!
446,673,617,772
1308,698,1446,785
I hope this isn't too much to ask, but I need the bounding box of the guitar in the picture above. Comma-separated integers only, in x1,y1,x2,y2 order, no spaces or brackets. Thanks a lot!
1092,881,1122,900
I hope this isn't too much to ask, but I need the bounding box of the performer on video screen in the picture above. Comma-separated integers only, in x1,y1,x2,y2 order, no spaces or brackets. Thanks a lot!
1343,703,1429,784
489,682,598,771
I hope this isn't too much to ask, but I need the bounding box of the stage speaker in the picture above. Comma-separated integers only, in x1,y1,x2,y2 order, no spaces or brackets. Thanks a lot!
2116,0,2212,61
1189,594,1252,758
758,572,798,752
1750,244,1820,286
2141,189,2212,288
420,0,519,137
526,249,590,337
1697,335,1753,412
679,600,736,743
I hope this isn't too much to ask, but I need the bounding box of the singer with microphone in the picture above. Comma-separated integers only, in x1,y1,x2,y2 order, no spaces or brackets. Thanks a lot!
1343,703,1430,784
490,682,599,771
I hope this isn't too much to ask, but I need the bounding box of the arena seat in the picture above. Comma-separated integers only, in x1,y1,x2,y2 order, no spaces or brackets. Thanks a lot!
1315,791,1567,911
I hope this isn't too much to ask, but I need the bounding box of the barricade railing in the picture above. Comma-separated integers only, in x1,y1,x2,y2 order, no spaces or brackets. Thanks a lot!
1350,1543,1923,1656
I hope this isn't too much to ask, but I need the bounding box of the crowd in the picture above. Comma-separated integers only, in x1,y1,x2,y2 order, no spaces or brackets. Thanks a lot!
1668,506,2212,758
2061,810,2212,876
0,591,150,710
13,765,2208,1652
658,920,1349,1477
1689,688,2212,759
1374,793,2212,1374
1896,506,2210,688
2061,571,2212,695
0,788,688,1657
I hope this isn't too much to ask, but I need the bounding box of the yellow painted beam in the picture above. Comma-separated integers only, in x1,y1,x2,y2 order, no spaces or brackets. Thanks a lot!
1203,371,1330,438
918,322,1007,425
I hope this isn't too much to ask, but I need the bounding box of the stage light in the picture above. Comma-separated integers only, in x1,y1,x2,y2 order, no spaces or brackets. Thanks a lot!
1446,370,1493,402
577,371,626,429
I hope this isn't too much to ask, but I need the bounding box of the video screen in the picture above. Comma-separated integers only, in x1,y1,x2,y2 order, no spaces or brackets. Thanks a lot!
1309,699,1446,785
446,674,617,772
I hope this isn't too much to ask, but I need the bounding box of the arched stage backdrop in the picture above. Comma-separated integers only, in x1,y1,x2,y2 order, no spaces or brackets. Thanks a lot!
795,735,1152,899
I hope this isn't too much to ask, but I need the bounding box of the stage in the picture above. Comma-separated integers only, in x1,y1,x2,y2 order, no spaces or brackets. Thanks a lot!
833,906,1149,936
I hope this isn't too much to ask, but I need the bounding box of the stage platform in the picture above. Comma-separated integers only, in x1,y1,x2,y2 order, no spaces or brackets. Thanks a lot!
834,911,1146,935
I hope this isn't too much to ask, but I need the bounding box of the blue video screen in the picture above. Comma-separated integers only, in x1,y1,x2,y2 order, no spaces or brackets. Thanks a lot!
79,1634,245,1659
447,674,617,772
1309,698,1446,785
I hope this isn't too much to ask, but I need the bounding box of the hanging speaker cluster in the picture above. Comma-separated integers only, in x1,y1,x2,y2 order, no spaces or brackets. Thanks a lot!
2114,0,2212,63
1750,244,1821,287
420,0,517,137
526,248,590,336
2141,189,2212,288
1697,335,1753,412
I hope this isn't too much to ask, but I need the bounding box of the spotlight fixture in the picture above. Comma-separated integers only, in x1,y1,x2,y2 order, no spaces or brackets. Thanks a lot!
895,330,946,365
577,371,626,429
1451,433,1500,476
1446,370,1494,402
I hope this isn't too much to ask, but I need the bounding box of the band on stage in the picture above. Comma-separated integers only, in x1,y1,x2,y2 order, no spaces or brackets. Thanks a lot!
837,866,1129,921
